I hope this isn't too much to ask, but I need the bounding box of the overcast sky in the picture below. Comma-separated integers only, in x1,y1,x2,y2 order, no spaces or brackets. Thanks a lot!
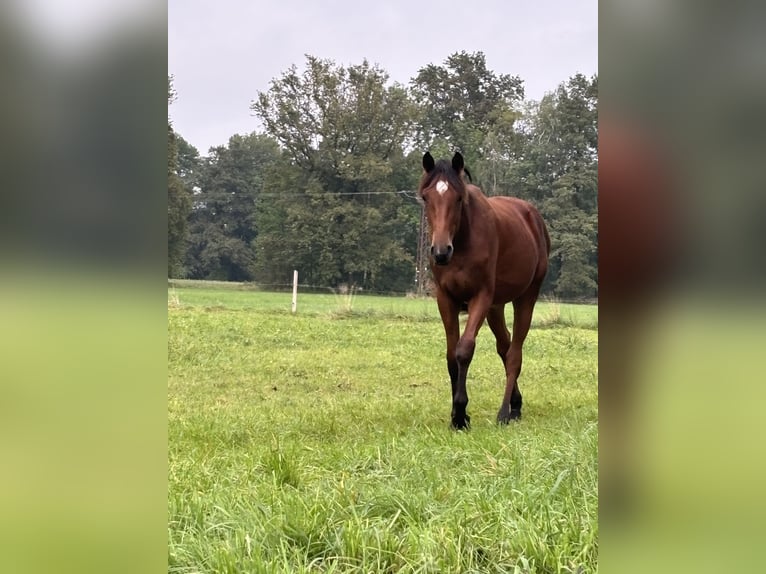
169,0,597,155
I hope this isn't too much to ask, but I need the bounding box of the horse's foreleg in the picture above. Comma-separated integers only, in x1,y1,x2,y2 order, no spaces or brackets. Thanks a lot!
436,295,460,420
451,293,492,429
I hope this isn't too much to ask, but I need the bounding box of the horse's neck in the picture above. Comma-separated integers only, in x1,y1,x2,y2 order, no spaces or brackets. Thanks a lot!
468,185,493,214
456,186,491,244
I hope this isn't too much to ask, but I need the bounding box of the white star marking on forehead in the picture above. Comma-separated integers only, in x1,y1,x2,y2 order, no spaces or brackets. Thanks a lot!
436,180,448,195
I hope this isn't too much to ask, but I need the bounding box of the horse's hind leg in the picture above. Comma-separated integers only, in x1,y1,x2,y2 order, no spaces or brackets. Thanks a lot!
487,303,512,379
496,292,538,424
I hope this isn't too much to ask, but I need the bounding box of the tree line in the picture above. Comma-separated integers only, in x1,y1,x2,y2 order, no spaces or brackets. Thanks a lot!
168,52,597,299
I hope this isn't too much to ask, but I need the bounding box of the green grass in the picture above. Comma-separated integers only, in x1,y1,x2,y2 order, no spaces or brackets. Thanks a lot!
167,285,597,329
168,287,598,573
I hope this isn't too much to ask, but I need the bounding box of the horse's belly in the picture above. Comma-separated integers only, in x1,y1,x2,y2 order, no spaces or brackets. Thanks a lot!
494,246,540,300
492,222,543,302
492,274,535,303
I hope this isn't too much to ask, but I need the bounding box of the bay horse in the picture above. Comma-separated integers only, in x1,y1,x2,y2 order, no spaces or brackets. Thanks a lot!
419,152,550,429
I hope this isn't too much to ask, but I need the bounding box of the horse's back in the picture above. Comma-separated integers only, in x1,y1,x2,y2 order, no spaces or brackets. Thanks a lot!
488,196,549,252
487,196,550,300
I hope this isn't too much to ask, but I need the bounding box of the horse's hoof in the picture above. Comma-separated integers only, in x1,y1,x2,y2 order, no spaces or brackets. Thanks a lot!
497,409,521,425
451,413,471,430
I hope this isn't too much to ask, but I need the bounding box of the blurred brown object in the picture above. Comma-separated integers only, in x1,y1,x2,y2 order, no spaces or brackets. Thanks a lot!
599,113,679,306
598,112,680,518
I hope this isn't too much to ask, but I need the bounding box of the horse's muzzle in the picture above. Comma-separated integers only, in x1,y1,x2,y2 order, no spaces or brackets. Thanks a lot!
431,244,453,266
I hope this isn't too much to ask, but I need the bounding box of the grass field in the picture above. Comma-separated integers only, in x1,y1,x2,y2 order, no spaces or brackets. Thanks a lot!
168,286,598,573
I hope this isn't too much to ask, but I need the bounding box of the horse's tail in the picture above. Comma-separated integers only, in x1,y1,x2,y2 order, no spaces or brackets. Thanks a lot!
542,217,551,256
529,205,550,256
534,210,551,283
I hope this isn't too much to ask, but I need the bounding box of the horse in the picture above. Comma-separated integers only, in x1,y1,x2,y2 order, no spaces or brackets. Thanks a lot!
419,151,550,429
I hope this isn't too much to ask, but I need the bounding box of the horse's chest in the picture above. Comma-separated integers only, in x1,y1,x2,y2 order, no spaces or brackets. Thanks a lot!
432,263,488,301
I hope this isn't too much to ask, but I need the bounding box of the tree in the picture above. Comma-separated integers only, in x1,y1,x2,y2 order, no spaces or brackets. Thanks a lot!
507,74,599,298
184,133,282,281
175,133,202,193
410,50,525,191
251,55,421,291
168,77,191,278
171,55,599,297
253,55,417,172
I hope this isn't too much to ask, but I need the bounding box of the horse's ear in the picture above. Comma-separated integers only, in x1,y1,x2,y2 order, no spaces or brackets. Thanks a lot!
451,152,464,173
423,151,435,173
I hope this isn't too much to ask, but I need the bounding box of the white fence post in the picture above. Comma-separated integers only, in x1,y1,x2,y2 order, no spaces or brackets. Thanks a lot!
291,270,298,313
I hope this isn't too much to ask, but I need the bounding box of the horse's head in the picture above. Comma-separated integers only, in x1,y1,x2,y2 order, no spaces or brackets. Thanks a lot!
419,151,469,266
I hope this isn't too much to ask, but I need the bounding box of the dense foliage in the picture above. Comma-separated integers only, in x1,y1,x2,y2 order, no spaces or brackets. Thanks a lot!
168,77,192,278
169,53,597,298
